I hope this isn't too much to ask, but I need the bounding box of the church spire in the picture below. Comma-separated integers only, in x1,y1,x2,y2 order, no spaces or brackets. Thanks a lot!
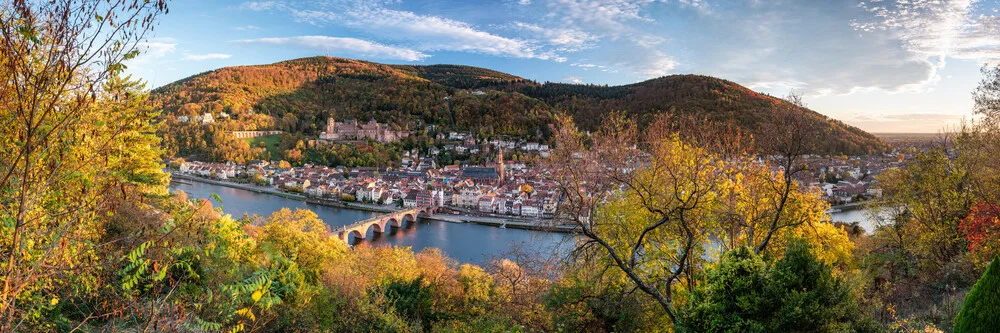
497,146,505,183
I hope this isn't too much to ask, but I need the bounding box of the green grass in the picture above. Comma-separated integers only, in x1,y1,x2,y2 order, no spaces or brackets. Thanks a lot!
245,134,281,160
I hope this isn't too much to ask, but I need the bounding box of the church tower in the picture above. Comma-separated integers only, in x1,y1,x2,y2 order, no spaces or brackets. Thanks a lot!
497,146,505,183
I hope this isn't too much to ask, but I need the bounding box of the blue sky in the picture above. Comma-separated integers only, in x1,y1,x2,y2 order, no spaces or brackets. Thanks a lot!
129,0,1000,133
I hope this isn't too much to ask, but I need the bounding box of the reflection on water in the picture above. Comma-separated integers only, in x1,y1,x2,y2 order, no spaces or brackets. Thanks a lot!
171,180,573,264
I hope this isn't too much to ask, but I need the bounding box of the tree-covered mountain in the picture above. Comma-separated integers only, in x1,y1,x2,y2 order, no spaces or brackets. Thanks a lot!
516,76,887,156
150,56,888,160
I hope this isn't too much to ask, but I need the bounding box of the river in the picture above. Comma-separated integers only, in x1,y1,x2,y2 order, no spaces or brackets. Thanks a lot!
829,208,879,232
170,180,574,264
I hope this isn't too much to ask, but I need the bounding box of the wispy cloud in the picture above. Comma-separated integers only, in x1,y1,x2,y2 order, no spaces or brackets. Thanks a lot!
233,25,260,31
562,75,583,83
243,1,561,61
183,53,233,61
136,41,176,58
512,22,596,51
235,36,429,61
546,0,653,34
851,0,1000,62
538,0,689,78
353,8,548,59
241,1,279,11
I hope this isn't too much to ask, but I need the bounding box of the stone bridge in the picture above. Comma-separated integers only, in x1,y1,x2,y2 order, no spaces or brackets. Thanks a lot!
336,206,435,244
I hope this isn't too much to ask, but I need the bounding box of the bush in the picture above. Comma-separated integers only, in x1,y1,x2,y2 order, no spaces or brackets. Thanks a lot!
955,256,1000,333
682,239,876,332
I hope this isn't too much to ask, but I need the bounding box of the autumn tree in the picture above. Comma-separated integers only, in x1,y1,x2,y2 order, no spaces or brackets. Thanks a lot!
962,65,1000,217
548,112,741,325
0,0,167,328
548,110,848,328
751,92,822,253
960,203,1000,265
873,150,974,277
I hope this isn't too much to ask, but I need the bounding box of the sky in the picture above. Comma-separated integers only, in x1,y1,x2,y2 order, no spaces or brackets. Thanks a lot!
128,0,1000,133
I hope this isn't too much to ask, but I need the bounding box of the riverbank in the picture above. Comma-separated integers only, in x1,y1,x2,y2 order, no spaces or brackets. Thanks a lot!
829,201,870,212
170,172,576,232
170,173,398,214
171,173,304,200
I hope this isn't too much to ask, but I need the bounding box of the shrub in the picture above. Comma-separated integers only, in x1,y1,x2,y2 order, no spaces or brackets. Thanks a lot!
954,256,1000,333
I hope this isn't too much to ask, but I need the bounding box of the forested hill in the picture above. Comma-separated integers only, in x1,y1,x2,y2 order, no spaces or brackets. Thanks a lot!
516,76,888,155
150,56,887,158
394,64,536,90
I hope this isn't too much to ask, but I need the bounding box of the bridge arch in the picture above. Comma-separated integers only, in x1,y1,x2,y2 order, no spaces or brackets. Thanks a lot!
388,217,401,228
348,230,364,243
370,221,386,234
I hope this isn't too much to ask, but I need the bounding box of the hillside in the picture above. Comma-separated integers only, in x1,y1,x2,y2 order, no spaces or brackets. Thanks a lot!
150,56,888,160
394,64,537,90
516,76,886,155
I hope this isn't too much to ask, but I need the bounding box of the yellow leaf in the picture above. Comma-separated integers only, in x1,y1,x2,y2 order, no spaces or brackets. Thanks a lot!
50,297,59,306
236,308,256,321
251,290,262,302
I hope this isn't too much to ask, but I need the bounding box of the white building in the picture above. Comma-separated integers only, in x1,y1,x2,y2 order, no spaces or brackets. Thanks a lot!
201,113,215,124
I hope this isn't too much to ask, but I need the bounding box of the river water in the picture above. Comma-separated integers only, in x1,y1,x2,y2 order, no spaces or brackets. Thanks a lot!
829,208,878,233
171,180,574,264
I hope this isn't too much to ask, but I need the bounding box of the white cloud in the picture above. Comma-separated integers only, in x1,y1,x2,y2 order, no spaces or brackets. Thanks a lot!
241,1,279,11
136,41,176,58
538,0,688,78
233,25,260,31
677,0,711,14
353,8,545,59
631,34,665,48
634,52,678,78
183,53,233,61
236,36,429,61
126,38,179,87
852,0,1000,63
289,9,339,25
512,22,596,51
638,0,962,95
244,1,560,61
546,0,653,34
563,75,584,83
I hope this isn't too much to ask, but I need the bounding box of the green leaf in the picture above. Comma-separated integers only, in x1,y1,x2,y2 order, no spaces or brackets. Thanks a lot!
123,49,140,61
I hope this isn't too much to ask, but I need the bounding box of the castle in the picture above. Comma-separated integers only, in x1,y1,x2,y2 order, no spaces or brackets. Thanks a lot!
319,118,408,143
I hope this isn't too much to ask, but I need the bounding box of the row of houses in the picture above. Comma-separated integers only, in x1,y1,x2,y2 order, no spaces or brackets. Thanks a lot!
175,159,560,218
